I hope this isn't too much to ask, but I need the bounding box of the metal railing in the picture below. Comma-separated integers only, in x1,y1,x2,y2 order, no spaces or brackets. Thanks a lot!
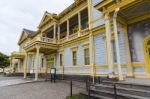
69,78,91,99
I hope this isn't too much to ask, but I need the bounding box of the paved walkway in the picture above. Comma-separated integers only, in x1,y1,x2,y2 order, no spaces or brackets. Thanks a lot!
0,79,34,87
0,75,85,99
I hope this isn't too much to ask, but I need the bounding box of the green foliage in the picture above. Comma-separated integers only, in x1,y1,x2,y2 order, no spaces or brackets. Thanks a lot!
0,52,10,69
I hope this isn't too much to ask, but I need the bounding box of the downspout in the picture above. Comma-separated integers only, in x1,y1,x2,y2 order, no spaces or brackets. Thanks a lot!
113,8,123,80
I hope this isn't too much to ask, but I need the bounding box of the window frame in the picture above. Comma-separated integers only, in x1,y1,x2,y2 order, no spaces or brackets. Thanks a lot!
71,46,78,66
58,50,64,67
82,43,90,66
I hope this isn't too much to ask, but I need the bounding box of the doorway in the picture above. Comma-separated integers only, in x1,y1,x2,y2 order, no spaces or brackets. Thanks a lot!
46,55,55,73
143,35,150,76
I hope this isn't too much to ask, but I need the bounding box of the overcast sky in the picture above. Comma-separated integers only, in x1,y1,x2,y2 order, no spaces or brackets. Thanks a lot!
0,0,74,55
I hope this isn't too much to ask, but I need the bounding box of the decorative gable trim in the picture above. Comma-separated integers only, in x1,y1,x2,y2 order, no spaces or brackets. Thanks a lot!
38,12,58,28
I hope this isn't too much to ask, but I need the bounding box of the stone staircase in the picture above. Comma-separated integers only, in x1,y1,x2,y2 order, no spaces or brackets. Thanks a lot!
82,80,150,99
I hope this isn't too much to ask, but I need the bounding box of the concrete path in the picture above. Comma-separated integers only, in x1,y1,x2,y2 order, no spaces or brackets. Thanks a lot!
0,75,85,99
0,79,33,87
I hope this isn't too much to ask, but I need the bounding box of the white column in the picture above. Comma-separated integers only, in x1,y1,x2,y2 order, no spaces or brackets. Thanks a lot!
78,12,81,37
35,47,40,81
12,58,15,73
9,57,12,72
104,13,114,74
24,53,28,78
53,23,56,43
88,0,93,29
123,25,133,77
18,59,20,72
67,20,69,40
113,8,123,80
57,24,60,43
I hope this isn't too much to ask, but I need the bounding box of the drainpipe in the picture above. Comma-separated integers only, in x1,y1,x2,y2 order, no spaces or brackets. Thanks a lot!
113,8,123,80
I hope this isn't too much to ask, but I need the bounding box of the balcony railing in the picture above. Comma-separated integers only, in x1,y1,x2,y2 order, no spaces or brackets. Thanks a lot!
24,36,56,48
11,51,26,58
12,51,25,56
80,28,89,36
59,28,89,43
68,33,78,40
59,37,67,43
24,28,89,48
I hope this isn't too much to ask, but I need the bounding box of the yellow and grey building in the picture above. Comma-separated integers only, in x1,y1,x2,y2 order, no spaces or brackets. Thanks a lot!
11,0,150,81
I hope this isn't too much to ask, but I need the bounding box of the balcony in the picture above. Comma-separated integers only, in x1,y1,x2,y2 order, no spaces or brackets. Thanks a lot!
59,28,89,43
24,36,58,51
11,51,26,59
24,28,89,51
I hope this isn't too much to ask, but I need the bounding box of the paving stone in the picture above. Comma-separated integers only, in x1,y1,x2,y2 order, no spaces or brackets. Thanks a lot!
0,75,85,99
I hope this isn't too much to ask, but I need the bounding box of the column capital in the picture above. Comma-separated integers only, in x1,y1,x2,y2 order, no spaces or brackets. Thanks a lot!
36,46,40,50
104,13,110,21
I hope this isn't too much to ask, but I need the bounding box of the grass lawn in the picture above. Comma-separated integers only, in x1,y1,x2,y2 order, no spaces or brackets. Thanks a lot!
66,94,86,99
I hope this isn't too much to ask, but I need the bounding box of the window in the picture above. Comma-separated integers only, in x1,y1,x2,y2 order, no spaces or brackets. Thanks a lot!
84,48,90,65
72,51,77,66
60,54,63,66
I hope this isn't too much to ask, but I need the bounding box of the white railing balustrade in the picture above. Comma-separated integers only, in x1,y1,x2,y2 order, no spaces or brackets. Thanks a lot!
39,37,54,43
24,36,56,48
24,29,90,48
68,33,78,40
59,37,67,43
80,28,89,36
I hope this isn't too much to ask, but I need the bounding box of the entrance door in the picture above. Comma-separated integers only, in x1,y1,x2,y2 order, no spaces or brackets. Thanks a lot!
144,36,150,75
47,55,55,73
48,57,55,68
146,40,150,66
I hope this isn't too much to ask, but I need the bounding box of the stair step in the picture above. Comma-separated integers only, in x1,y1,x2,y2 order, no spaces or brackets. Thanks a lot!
102,81,150,91
94,84,114,92
117,93,150,99
90,93,113,99
90,87,150,99
117,87,150,97
95,84,150,97
90,87,115,98
81,91,113,99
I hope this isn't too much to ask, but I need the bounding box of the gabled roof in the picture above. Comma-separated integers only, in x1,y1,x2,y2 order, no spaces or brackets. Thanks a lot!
23,28,36,36
18,28,36,45
38,11,58,28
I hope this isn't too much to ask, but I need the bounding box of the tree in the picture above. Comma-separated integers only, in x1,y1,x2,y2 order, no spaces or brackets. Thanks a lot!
0,52,10,72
